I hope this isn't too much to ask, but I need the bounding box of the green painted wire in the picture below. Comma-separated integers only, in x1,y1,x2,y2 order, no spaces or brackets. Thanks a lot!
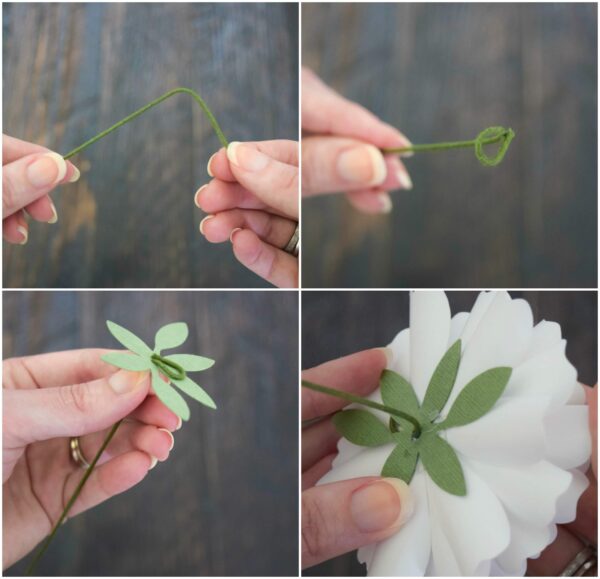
382,126,515,167
63,87,228,160
25,420,124,575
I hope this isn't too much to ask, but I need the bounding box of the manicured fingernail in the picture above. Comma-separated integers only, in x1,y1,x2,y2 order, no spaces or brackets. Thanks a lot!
350,478,414,533
376,347,394,367
68,165,80,183
229,227,242,243
17,225,28,245
47,203,58,224
108,370,146,394
227,142,269,172
199,214,214,235
26,152,67,188
175,417,183,431
397,168,413,190
158,428,175,451
149,455,158,470
337,145,386,186
377,193,392,214
207,153,216,177
194,184,208,208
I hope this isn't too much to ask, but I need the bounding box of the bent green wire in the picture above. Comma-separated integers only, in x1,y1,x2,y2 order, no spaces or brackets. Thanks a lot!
63,87,228,160
25,420,124,575
382,126,515,167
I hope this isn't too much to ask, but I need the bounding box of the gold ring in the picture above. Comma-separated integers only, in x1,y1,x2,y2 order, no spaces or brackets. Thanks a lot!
560,545,597,576
69,437,91,470
283,223,299,257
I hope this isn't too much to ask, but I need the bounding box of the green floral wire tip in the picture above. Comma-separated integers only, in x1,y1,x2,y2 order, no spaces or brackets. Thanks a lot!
382,126,515,167
62,87,228,160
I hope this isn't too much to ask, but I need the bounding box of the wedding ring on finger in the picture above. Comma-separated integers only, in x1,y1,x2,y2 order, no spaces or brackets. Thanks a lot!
283,223,299,257
69,437,91,470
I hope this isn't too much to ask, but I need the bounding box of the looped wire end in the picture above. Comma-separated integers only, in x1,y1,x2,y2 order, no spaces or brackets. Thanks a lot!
474,126,515,167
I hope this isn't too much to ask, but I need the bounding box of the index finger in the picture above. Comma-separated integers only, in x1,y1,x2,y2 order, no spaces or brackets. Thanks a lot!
301,68,411,150
3,348,119,391
3,134,50,165
302,348,389,421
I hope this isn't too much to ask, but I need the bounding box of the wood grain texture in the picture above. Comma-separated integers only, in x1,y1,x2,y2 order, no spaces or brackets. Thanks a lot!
302,3,597,288
3,3,299,288
301,290,597,576
3,291,299,576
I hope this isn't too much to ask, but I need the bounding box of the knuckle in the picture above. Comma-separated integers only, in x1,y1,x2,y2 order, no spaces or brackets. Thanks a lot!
301,492,330,563
2,173,18,215
59,382,96,416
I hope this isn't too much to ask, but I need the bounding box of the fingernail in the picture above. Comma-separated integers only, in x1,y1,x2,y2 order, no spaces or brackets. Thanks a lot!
158,428,175,451
108,370,146,394
148,455,158,470
377,193,393,214
207,153,216,177
199,214,214,235
229,227,242,243
376,347,394,367
350,478,414,533
68,165,81,183
26,152,67,188
175,416,183,431
227,142,269,172
17,225,28,245
194,184,208,208
337,145,386,186
47,203,58,224
397,168,413,190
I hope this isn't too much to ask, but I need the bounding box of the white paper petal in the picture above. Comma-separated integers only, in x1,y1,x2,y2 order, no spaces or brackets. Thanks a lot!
318,443,394,485
366,470,432,576
427,465,511,576
544,406,591,469
554,468,589,523
457,291,502,347
525,320,562,358
506,340,577,405
409,291,451,402
567,382,587,405
388,328,410,376
445,398,547,466
448,312,469,345
448,295,534,408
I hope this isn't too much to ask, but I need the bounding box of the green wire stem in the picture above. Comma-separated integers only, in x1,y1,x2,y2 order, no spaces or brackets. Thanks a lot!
382,126,515,167
26,420,124,575
63,87,228,160
302,380,422,438
151,354,186,381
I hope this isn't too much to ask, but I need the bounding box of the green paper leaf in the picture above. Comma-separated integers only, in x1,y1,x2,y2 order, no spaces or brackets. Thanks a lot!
172,375,217,409
332,409,394,447
421,340,461,421
106,321,153,357
381,435,419,484
166,354,215,372
101,352,152,372
380,370,422,434
154,322,189,353
151,368,191,421
439,367,512,430
419,433,466,496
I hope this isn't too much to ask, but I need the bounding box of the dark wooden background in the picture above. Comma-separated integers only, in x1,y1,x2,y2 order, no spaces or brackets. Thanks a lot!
3,3,298,288
302,290,597,576
302,3,597,289
4,290,298,576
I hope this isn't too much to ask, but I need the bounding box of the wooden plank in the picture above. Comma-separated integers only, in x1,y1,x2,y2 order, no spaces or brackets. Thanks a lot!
3,290,299,575
3,3,299,288
302,3,597,288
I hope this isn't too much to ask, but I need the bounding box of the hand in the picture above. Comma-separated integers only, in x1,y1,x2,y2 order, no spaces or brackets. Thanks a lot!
3,349,180,569
2,135,80,244
301,348,414,569
527,386,597,576
302,68,413,214
195,140,299,288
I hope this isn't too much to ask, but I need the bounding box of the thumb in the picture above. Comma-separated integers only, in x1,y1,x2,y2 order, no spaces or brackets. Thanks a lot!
5,370,150,444
302,477,414,569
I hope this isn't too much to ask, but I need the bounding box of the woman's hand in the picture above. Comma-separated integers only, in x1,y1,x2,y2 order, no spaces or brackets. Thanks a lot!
2,135,80,244
195,140,299,288
3,349,180,569
302,68,413,214
301,349,414,569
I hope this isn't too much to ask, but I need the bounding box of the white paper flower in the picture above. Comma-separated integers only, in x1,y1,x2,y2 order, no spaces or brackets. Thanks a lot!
319,291,591,576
